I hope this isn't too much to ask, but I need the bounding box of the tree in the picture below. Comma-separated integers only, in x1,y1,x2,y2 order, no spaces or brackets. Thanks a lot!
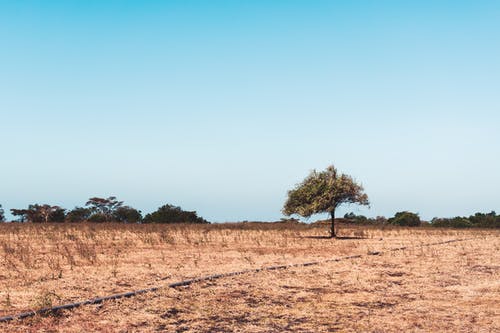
49,207,66,223
344,212,369,224
388,211,421,227
11,209,29,222
143,204,209,224
33,204,65,223
0,204,5,222
283,165,369,238
431,217,472,228
469,211,499,228
114,206,142,223
66,207,92,223
11,204,65,223
86,196,123,222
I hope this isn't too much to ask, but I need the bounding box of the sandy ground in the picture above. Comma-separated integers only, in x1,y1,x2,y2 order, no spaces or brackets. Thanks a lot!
0,223,498,332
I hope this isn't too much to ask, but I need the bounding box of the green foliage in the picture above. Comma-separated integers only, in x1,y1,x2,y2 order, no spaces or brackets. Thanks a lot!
431,211,499,228
87,213,108,223
0,204,4,222
431,217,472,228
344,213,387,225
283,165,369,218
113,206,142,223
372,216,388,224
10,209,28,222
86,196,123,222
469,211,499,228
143,204,208,224
49,207,66,223
66,207,92,223
67,198,142,223
10,204,66,223
344,212,369,224
388,211,421,227
27,204,44,222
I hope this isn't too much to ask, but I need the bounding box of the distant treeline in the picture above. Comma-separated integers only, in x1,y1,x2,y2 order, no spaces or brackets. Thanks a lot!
1,201,498,228
0,197,208,224
344,211,500,228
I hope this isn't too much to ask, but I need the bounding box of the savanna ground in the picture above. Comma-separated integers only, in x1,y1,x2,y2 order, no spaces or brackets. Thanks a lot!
0,222,498,332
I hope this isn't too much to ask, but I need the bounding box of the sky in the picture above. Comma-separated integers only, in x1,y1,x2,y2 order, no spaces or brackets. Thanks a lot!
1,1,499,222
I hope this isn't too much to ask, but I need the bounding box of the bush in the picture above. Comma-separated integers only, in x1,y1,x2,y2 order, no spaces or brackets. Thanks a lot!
50,208,66,223
114,206,142,223
469,211,499,228
66,207,92,223
388,211,421,227
343,213,387,225
88,213,108,223
431,217,472,228
344,212,369,224
143,204,209,224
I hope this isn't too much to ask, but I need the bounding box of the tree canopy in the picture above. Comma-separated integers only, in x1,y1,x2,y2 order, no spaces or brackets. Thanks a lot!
114,206,143,223
10,204,65,223
66,207,92,223
388,211,421,227
283,165,369,237
7,197,207,224
143,204,208,224
86,196,124,222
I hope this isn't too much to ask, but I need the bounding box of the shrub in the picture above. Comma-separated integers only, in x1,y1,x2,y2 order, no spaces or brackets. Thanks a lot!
143,204,208,224
88,213,108,223
431,217,472,228
343,213,387,225
66,207,92,223
388,211,421,227
343,212,369,224
50,207,66,223
113,206,142,223
469,211,499,228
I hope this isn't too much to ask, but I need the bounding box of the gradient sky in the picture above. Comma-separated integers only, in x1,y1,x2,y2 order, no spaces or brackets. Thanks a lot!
1,1,499,222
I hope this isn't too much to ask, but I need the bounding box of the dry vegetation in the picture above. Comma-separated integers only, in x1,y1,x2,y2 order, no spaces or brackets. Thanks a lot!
0,223,499,332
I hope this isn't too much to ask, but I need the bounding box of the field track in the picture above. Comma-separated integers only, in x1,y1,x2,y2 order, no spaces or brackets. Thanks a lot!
0,237,477,323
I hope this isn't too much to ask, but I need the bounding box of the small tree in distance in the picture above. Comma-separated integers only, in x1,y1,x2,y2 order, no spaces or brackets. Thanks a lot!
283,165,369,238
10,204,65,223
66,207,92,222
11,209,28,222
86,196,123,222
35,204,66,223
114,206,142,223
143,204,208,224
388,211,421,227
0,204,5,222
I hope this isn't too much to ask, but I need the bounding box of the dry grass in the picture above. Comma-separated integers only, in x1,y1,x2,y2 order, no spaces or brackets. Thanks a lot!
0,223,498,332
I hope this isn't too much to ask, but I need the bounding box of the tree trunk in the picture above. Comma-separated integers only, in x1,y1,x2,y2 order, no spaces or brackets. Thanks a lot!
330,209,336,238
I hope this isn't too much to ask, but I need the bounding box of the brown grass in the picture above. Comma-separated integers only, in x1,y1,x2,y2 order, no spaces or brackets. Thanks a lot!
0,223,498,332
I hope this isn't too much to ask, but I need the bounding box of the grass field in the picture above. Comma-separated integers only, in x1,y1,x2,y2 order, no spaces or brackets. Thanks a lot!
0,223,499,332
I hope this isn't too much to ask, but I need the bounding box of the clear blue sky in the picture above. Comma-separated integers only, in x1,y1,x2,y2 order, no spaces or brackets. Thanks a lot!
1,1,499,222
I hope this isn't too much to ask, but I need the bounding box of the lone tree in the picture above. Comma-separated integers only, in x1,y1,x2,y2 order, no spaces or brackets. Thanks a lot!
0,204,5,222
283,165,369,238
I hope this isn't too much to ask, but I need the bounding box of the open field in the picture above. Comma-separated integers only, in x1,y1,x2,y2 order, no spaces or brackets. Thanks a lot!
0,223,499,332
